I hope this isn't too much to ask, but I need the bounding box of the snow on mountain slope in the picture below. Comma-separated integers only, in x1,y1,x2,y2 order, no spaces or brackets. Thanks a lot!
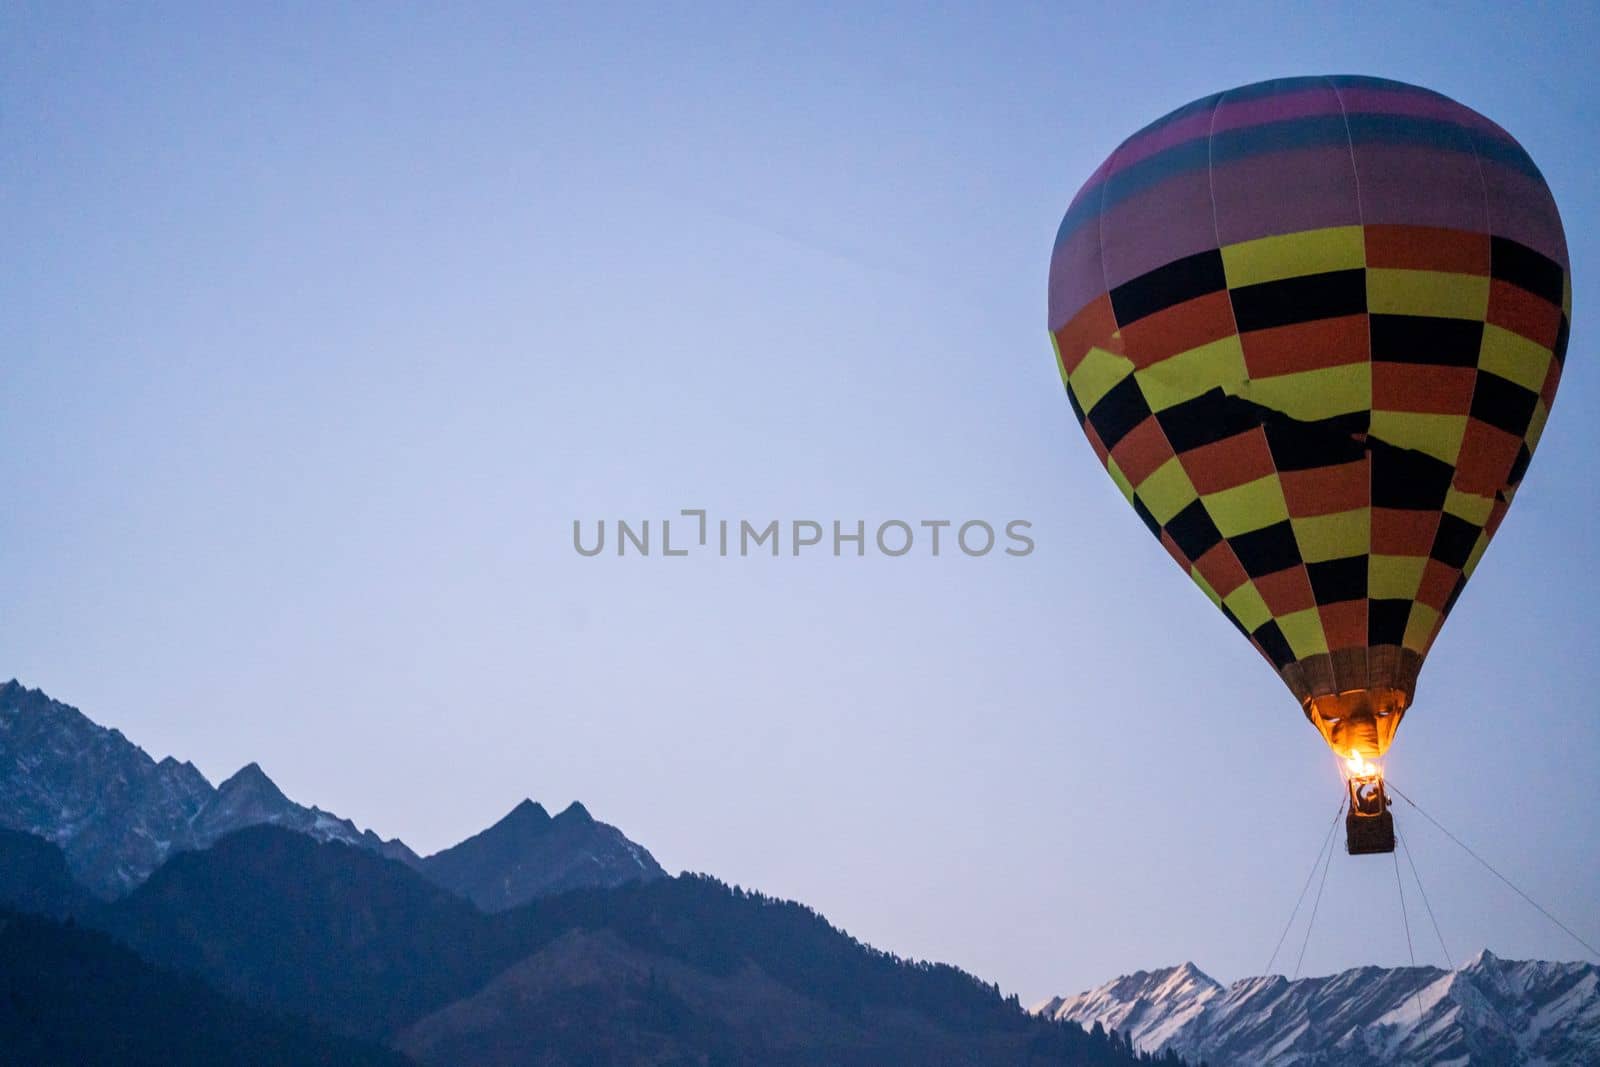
1037,952,1600,1066
1,680,666,907
0,680,415,895
1035,962,1222,1055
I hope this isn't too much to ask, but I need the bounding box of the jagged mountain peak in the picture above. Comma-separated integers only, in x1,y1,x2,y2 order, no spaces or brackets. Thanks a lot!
0,681,413,895
556,800,592,822
503,798,551,825
2,681,666,911
1037,960,1225,1057
1041,952,1600,1065
1095,962,1223,1010
216,762,286,799
494,798,592,827
420,797,665,912
1123,961,1218,988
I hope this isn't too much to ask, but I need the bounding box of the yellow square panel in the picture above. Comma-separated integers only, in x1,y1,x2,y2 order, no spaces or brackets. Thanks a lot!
1223,581,1272,632
1277,607,1330,659
1403,603,1441,653
1443,487,1494,526
1136,456,1199,526
1204,474,1290,538
1244,363,1370,422
1366,269,1489,320
1369,411,1468,465
1134,335,1248,412
1478,323,1553,393
1222,225,1364,289
1069,346,1135,413
1369,554,1427,599
1290,508,1370,563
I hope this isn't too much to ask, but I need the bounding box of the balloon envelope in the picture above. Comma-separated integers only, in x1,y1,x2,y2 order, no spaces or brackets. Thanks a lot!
1047,76,1569,760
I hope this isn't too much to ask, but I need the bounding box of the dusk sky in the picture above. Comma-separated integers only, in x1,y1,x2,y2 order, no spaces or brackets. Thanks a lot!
5,3,1597,1003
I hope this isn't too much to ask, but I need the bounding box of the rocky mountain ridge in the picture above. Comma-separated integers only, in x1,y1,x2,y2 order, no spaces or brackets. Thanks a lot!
0,680,415,896
0,679,663,907
420,796,664,911
1038,953,1600,1065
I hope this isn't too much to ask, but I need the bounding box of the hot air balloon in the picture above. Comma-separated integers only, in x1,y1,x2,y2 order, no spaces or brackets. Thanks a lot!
1047,76,1569,854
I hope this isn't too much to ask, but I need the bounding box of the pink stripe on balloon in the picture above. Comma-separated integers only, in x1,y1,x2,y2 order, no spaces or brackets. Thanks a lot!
1211,88,1342,134
1350,142,1486,230
1212,146,1362,246
1049,223,1108,331
1109,109,1215,174
1337,87,1512,141
1099,85,1521,188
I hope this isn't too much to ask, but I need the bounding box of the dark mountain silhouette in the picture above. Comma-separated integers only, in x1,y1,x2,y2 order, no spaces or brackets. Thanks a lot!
408,872,1185,1066
0,907,409,1066
55,826,1157,1064
0,681,1168,1063
101,825,512,1040
0,827,95,919
419,797,665,911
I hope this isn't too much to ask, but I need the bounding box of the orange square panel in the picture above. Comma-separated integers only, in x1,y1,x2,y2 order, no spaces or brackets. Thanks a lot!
1280,459,1370,517
1372,507,1441,557
1179,427,1276,494
1120,291,1238,369
1240,314,1368,379
1372,363,1476,415
1255,565,1317,616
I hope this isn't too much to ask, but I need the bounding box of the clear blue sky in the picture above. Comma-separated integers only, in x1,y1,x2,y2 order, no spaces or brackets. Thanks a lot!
4,2,1596,1003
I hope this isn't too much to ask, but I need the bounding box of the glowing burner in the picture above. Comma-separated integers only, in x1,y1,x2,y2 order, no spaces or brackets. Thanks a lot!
1344,750,1380,780
1342,750,1395,856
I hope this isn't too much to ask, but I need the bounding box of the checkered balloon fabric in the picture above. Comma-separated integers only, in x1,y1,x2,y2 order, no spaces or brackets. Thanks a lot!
1048,76,1569,754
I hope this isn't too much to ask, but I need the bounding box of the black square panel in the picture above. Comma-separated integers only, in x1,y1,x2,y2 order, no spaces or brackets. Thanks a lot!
1164,499,1224,561
1109,248,1227,326
1228,520,1302,577
1251,619,1296,669
1370,440,1453,510
1368,598,1413,646
1429,513,1480,569
1155,387,1261,454
1307,555,1368,604
1469,372,1539,437
1087,375,1153,451
1370,314,1484,367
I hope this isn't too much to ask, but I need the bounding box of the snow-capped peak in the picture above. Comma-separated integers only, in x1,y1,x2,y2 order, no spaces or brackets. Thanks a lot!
1038,952,1600,1065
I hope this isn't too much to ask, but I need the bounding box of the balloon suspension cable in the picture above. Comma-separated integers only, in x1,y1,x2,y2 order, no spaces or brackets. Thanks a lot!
1265,796,1346,977
1392,845,1425,1024
1293,796,1344,980
1398,829,1452,969
1388,780,1600,962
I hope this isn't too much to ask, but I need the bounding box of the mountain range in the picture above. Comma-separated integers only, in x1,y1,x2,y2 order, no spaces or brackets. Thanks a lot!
1037,955,1600,1065
0,679,1159,1065
421,797,663,910
9,677,1594,1065
0,679,663,904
